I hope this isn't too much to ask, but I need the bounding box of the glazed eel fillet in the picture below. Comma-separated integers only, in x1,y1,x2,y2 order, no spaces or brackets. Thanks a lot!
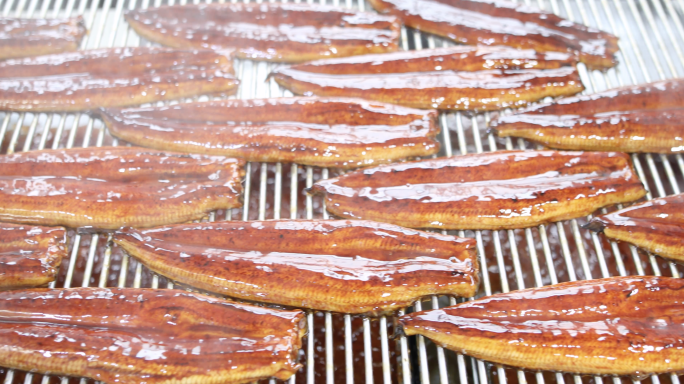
0,224,66,290
0,147,244,229
492,79,684,153
114,220,479,315
125,3,400,62
585,193,684,263
400,276,684,377
272,46,584,111
311,150,646,230
367,0,618,69
0,17,86,59
0,287,306,384
100,98,440,169
0,47,238,112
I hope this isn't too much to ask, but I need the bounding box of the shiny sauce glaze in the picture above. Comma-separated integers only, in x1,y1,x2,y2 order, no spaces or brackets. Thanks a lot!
0,147,244,229
272,46,584,111
125,3,400,62
0,287,306,384
100,97,440,169
311,150,646,230
400,276,684,377
0,47,239,112
113,219,479,315
0,17,86,59
367,0,618,69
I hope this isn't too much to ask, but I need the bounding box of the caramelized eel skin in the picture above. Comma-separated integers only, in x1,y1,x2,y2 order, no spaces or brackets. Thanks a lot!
0,224,66,290
125,3,400,62
0,288,306,384
367,0,618,69
0,17,86,59
272,46,584,111
0,147,244,229
100,97,440,169
0,47,238,112
311,150,646,230
114,220,479,315
400,276,684,376
492,79,684,153
586,193,684,263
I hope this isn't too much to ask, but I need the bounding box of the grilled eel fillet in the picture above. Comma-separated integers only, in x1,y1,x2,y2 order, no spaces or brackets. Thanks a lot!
0,147,244,229
100,97,440,169
367,0,618,69
0,224,66,290
400,276,684,377
0,287,306,384
114,220,479,315
0,17,86,59
125,3,400,62
311,150,646,230
272,46,584,111
585,193,684,263
492,79,684,153
0,47,238,112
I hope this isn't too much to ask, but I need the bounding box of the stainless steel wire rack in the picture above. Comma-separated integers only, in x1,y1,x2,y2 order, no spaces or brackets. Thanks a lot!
0,0,683,383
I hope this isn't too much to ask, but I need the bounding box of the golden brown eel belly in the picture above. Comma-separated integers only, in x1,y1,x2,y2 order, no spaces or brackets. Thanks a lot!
114,219,479,315
400,276,684,377
125,3,400,62
0,47,238,112
0,224,66,290
367,0,618,69
0,17,86,59
100,97,440,169
311,150,646,230
492,79,684,153
272,46,584,111
0,287,306,384
585,193,684,263
0,147,244,229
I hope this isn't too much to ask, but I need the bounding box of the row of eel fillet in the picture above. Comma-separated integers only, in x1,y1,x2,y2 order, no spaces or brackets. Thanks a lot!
0,17,86,59
124,3,400,62
492,79,684,153
272,46,584,111
0,224,66,290
0,47,239,112
311,150,647,230
0,147,244,230
586,193,684,264
0,287,306,384
99,97,440,169
113,219,479,315
367,0,619,69
400,276,684,377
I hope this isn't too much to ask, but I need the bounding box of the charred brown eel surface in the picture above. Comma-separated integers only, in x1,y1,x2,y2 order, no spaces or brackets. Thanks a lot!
400,276,684,377
311,150,646,230
114,219,479,315
0,287,306,384
0,17,86,59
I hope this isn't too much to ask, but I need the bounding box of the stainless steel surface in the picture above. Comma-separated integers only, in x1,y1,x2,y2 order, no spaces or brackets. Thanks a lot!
0,0,683,384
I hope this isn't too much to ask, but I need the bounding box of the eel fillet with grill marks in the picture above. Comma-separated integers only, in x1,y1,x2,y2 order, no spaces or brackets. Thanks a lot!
492,79,684,153
399,276,684,377
585,193,684,263
0,147,244,229
100,97,440,169
114,219,479,315
272,46,583,111
0,47,238,112
0,17,86,59
125,3,400,62
310,150,646,230
367,0,618,69
0,287,306,384
0,223,66,290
